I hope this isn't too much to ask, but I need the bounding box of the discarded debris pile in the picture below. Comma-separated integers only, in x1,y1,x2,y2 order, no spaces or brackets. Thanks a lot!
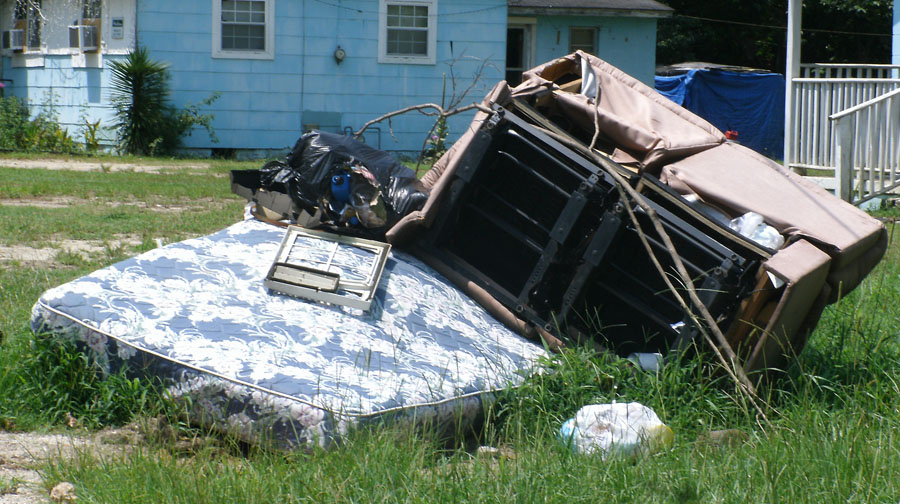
31,52,887,451
230,51,886,375
385,51,887,374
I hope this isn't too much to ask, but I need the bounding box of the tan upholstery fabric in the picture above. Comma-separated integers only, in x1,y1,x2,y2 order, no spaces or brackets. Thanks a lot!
515,51,726,170
659,142,885,273
386,83,512,245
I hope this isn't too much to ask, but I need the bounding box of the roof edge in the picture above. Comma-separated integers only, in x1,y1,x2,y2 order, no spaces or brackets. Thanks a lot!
507,7,673,18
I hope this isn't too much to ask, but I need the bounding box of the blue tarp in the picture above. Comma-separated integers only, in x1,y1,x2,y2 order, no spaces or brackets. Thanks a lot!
655,69,785,159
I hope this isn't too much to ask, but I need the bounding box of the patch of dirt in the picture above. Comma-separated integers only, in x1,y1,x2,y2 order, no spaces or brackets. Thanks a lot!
0,246,57,265
0,197,79,209
0,420,230,503
0,427,140,504
0,196,229,267
0,159,210,173
0,196,223,213
0,236,144,267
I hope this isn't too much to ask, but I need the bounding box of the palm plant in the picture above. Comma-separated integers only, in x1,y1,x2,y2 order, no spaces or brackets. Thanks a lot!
109,46,171,155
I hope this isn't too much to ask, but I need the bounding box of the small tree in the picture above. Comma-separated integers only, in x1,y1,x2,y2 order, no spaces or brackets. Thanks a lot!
109,47,170,155
110,47,218,156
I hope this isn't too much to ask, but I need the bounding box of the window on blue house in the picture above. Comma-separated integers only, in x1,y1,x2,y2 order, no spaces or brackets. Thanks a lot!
569,27,597,56
212,0,274,60
379,0,437,65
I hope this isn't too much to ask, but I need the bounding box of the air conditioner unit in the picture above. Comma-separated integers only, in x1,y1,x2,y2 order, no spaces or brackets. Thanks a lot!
68,25,98,51
2,29,25,51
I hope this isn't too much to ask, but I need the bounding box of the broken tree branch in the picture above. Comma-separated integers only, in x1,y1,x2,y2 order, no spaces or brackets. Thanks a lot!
535,125,769,423
446,56,496,111
612,184,772,426
352,102,492,140
414,120,443,176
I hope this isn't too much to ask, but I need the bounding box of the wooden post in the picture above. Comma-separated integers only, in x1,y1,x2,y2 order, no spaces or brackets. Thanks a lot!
887,93,900,185
834,116,853,202
784,0,802,170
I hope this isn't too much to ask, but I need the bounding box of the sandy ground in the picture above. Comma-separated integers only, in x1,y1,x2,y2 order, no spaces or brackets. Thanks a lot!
0,196,210,213
1,159,210,173
0,237,145,266
0,428,140,504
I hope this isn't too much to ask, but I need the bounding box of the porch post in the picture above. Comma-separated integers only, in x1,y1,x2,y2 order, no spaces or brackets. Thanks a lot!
784,0,802,169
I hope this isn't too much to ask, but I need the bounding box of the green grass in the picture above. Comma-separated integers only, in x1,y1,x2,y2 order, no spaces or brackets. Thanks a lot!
0,202,244,247
0,162,249,248
0,151,266,168
0,476,22,496
1,156,899,502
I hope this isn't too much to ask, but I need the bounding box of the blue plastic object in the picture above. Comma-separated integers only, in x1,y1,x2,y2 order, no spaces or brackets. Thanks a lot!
655,69,785,159
558,418,577,451
331,173,351,204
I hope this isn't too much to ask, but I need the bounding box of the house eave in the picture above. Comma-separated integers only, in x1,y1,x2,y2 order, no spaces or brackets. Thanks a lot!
507,7,673,18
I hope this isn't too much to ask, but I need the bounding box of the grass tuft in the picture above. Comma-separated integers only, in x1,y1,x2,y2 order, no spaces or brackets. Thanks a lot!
1,331,169,430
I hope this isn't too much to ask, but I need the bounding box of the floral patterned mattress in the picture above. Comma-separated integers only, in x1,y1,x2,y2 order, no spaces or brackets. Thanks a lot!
31,217,547,449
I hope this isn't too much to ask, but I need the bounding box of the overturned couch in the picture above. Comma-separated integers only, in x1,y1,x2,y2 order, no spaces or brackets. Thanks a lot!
387,51,886,374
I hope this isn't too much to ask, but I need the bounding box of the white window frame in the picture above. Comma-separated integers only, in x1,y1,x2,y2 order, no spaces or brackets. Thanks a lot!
569,26,597,56
378,0,437,65
506,17,536,86
212,0,274,60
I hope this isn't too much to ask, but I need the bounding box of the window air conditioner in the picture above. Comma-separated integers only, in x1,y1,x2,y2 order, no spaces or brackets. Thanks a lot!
2,29,25,51
68,25,98,51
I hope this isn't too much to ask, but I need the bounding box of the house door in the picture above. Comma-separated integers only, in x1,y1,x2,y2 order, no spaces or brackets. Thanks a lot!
506,21,535,86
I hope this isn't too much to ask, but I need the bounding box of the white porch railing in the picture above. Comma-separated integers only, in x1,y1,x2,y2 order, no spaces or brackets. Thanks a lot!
787,64,900,180
831,87,900,204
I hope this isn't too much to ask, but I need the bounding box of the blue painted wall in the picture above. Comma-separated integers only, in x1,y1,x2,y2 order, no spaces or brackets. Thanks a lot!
1,55,122,143
137,0,507,155
1,2,664,155
534,16,659,86
0,0,136,144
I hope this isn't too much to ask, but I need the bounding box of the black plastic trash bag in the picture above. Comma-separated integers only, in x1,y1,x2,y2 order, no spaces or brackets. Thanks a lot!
231,130,428,239
286,131,427,218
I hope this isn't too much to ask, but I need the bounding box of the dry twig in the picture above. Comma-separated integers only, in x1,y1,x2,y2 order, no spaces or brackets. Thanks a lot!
352,102,491,140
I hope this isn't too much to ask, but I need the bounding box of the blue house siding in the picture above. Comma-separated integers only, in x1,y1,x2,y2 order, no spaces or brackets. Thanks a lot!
533,15,659,86
296,1,506,154
136,1,304,152
136,0,507,155
2,55,122,143
1,1,665,156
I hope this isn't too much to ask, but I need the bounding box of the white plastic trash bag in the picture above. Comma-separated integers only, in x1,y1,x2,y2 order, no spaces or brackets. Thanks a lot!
728,211,784,250
558,402,674,457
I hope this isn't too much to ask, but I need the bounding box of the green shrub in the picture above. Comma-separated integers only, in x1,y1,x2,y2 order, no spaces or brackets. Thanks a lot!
0,95,30,150
0,96,78,153
80,117,103,153
110,46,219,156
